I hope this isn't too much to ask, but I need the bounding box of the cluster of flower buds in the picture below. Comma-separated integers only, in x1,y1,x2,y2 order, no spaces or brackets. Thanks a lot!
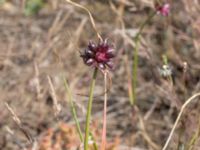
156,3,170,16
81,39,115,71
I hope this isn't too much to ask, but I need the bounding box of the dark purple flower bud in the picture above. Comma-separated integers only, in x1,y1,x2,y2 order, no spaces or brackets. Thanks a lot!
81,39,115,71
156,3,170,16
88,41,96,51
98,63,105,70
86,58,95,66
106,61,114,69
85,49,94,56
106,48,115,58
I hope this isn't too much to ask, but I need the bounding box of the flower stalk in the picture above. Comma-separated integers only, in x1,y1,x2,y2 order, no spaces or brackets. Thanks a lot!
101,72,108,150
131,3,170,105
84,68,98,150
131,12,156,105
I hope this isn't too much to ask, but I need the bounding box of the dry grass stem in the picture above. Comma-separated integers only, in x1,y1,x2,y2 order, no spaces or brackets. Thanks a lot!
65,0,102,41
47,75,61,117
162,92,200,150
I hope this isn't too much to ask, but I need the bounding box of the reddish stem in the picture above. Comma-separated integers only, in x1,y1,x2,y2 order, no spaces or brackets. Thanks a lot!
101,72,107,150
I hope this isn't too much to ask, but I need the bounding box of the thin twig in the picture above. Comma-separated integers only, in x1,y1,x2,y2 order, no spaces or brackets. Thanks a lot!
65,0,102,41
5,103,33,144
162,92,200,150
34,62,41,100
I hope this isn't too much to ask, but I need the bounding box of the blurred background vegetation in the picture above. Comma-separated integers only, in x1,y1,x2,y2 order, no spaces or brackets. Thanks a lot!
0,0,200,149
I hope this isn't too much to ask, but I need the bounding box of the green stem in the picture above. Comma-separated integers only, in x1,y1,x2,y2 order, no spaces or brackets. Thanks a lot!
131,12,156,105
63,77,83,142
132,36,139,105
90,132,98,150
84,68,98,150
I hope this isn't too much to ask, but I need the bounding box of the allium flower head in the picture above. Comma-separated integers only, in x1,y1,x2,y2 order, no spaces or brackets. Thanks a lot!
156,3,170,16
81,39,115,70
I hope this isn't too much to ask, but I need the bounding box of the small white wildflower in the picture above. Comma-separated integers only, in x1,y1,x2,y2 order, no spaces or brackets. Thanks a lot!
88,135,94,145
158,64,172,77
